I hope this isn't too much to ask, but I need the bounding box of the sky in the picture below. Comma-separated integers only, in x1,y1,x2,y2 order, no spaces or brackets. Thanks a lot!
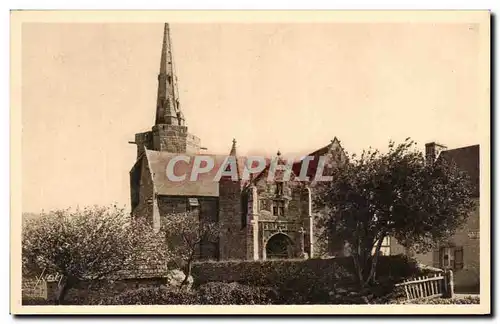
21,22,484,213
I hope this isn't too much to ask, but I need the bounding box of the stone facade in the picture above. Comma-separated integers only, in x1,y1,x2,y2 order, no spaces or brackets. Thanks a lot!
243,165,313,260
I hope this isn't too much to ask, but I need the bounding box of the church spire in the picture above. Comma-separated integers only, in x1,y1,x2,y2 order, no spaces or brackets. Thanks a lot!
230,138,237,156
155,23,183,126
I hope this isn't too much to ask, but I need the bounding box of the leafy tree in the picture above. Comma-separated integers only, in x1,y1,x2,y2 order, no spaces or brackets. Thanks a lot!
163,212,220,290
22,205,167,304
314,139,475,287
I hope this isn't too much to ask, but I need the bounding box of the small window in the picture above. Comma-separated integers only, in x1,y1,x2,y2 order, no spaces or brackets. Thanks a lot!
188,198,199,207
372,236,391,256
272,201,285,217
439,246,464,271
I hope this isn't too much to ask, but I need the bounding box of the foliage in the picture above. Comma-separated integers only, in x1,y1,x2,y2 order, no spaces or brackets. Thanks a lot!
22,297,53,305
22,205,167,303
98,283,274,305
193,256,423,304
192,258,356,304
400,296,480,304
22,256,428,305
197,282,276,305
162,212,220,289
373,254,420,280
99,286,198,305
314,139,475,286
192,258,353,286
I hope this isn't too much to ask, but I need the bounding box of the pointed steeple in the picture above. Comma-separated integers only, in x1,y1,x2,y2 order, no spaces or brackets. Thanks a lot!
230,138,237,156
155,23,183,126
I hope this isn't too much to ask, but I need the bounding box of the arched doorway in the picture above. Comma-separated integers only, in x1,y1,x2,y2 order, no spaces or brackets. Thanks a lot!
265,233,293,259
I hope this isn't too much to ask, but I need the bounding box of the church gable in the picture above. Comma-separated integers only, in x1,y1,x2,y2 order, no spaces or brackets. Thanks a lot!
292,137,348,184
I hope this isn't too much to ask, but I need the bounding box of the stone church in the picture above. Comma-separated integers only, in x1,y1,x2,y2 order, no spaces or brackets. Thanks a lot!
129,24,348,261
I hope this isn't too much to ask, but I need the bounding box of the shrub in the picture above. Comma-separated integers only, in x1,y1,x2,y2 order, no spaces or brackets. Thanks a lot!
408,296,480,304
374,255,421,280
197,282,276,305
22,297,54,305
99,286,197,305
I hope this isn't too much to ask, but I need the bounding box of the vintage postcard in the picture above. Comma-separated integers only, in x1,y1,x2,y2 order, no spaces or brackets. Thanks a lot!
10,10,491,315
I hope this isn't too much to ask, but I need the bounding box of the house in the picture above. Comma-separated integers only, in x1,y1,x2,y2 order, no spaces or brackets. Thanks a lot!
390,142,480,293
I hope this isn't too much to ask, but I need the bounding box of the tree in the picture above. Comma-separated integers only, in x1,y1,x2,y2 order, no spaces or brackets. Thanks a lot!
22,205,167,304
314,139,475,287
163,212,220,290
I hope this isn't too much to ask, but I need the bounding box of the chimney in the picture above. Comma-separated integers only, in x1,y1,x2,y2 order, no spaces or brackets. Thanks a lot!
425,142,447,165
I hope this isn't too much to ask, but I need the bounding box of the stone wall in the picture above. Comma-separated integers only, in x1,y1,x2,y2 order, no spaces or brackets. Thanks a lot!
134,131,153,158
157,195,220,260
151,124,200,154
130,155,155,225
218,178,247,260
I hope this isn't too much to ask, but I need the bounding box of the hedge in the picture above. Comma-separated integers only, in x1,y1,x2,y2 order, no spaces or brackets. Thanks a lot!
98,282,274,305
98,286,198,305
191,255,420,304
197,282,276,305
192,255,419,287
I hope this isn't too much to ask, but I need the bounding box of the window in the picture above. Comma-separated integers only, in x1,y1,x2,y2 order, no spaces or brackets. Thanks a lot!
188,198,199,207
372,236,391,256
187,198,199,213
439,246,464,270
275,182,284,196
273,201,285,217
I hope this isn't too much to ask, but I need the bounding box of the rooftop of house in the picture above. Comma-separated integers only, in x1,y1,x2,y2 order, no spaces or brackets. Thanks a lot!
438,144,480,197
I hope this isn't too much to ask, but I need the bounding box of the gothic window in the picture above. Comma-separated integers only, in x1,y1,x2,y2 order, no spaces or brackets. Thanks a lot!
275,182,284,196
272,200,286,217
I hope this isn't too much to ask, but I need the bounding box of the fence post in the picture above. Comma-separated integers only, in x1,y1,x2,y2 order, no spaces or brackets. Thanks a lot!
447,270,454,298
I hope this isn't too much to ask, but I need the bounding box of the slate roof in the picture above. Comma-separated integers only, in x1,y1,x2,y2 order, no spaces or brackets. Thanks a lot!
438,144,480,197
145,149,220,197
143,138,348,195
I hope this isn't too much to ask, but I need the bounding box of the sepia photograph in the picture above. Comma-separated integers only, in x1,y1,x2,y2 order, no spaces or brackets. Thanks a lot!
10,10,491,315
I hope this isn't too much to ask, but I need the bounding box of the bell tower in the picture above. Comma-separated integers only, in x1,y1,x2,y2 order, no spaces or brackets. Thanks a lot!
132,23,201,158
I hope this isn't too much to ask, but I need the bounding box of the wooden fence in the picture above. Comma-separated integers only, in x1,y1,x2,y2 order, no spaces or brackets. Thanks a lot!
395,270,454,302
